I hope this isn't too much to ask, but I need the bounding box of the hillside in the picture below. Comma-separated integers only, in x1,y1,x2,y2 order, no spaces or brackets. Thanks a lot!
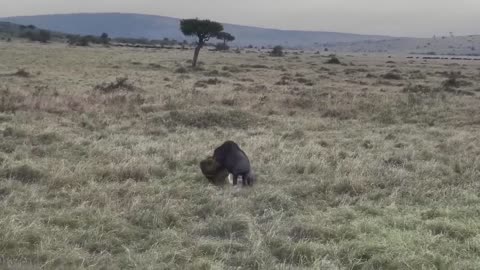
1,13,392,47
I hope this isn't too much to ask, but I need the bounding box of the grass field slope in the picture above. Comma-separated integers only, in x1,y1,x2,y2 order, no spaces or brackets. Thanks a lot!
0,41,480,269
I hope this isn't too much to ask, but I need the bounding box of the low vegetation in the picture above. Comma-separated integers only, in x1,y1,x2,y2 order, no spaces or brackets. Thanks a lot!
270,45,284,57
0,41,479,269
325,54,341,64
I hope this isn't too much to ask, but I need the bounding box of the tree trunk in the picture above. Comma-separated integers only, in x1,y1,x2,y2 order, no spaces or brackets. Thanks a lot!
192,45,202,67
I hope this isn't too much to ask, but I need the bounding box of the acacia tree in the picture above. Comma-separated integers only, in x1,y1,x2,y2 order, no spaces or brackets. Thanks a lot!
217,32,235,47
180,19,223,67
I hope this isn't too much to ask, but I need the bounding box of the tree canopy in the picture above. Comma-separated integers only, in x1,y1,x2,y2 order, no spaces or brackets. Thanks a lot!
217,32,235,43
180,18,225,67
180,19,224,45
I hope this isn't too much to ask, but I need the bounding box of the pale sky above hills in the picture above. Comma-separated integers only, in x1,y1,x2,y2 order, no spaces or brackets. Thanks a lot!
2,0,479,37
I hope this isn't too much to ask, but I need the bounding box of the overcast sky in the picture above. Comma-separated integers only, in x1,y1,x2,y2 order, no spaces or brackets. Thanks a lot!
2,0,479,37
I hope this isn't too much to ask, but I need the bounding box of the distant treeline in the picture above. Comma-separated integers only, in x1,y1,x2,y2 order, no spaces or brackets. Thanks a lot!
0,22,59,42
66,34,194,47
0,21,194,47
2,22,244,50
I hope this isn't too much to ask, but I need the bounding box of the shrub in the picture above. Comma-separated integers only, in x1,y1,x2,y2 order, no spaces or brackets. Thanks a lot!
67,35,90,46
215,42,229,51
326,55,341,64
12,68,31,77
194,78,221,88
441,72,472,89
94,77,137,93
382,71,403,80
22,30,51,43
175,67,188,73
296,77,315,86
270,46,284,57
37,30,51,43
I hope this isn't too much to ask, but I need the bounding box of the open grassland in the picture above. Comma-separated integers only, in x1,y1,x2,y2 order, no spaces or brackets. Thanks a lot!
1,42,480,269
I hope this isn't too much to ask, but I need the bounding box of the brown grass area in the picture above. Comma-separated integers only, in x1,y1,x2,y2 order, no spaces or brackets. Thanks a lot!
0,41,480,269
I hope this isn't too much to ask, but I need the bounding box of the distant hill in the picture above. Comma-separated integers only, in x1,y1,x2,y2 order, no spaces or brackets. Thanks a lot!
1,13,392,48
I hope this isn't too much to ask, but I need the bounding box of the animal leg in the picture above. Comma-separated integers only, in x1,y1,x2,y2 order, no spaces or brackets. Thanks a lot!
241,174,246,186
232,174,238,186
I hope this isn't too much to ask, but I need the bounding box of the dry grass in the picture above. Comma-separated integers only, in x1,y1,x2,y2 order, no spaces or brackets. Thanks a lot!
0,41,480,269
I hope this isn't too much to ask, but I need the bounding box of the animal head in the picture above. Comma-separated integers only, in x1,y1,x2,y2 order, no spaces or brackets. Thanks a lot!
199,156,229,185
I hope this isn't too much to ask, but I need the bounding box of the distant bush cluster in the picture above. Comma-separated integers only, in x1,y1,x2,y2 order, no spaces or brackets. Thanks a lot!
113,37,190,47
0,23,59,43
67,33,110,46
20,29,51,43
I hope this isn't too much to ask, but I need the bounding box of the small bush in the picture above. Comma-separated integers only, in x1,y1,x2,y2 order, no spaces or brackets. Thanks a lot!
194,78,221,88
22,30,51,43
270,46,284,57
283,96,314,109
381,70,403,80
204,70,219,76
12,68,31,77
94,77,137,93
441,72,472,89
70,36,90,46
409,70,426,79
221,98,236,106
296,77,315,86
222,65,242,73
175,67,188,73
38,30,51,42
326,55,341,64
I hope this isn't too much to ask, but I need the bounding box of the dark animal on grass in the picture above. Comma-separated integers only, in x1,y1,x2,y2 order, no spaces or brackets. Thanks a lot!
199,156,229,186
213,141,256,186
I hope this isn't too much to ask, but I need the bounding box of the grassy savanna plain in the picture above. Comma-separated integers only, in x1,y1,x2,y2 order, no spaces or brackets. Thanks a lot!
1,41,480,270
